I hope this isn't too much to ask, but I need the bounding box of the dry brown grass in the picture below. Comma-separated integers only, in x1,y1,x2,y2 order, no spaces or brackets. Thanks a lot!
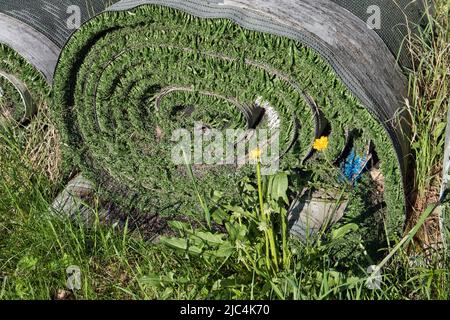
22,98,61,182
0,96,62,184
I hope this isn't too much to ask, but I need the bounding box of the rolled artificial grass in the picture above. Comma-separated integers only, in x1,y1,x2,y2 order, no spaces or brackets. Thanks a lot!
0,1,123,124
0,44,48,124
53,0,413,237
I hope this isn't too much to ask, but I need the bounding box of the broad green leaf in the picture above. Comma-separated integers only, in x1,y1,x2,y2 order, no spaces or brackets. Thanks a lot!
433,122,446,139
140,275,164,287
270,281,285,299
161,237,188,250
168,220,190,232
212,208,228,224
214,242,235,258
331,223,359,240
269,172,289,203
161,236,204,255
194,231,225,245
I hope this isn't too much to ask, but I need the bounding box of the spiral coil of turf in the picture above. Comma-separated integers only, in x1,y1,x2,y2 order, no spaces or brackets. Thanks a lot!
1,0,430,239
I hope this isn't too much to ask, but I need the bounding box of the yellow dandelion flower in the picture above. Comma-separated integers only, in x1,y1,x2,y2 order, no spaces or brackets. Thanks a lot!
313,136,329,151
249,147,262,160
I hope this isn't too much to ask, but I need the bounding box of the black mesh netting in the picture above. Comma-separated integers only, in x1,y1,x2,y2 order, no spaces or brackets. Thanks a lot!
0,0,428,66
0,0,118,48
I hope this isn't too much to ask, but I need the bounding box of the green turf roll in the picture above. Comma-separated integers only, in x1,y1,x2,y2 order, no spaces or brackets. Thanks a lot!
0,1,122,124
53,0,412,237
0,44,48,125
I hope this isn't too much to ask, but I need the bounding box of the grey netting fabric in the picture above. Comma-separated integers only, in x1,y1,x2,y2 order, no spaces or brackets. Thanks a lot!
330,0,427,68
0,1,428,65
0,0,118,48
0,0,428,79
0,1,120,82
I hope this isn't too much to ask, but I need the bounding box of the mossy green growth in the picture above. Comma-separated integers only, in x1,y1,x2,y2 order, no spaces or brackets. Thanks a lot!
53,4,405,236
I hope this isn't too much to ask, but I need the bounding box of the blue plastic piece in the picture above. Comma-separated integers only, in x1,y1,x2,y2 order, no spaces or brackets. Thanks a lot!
340,149,366,184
